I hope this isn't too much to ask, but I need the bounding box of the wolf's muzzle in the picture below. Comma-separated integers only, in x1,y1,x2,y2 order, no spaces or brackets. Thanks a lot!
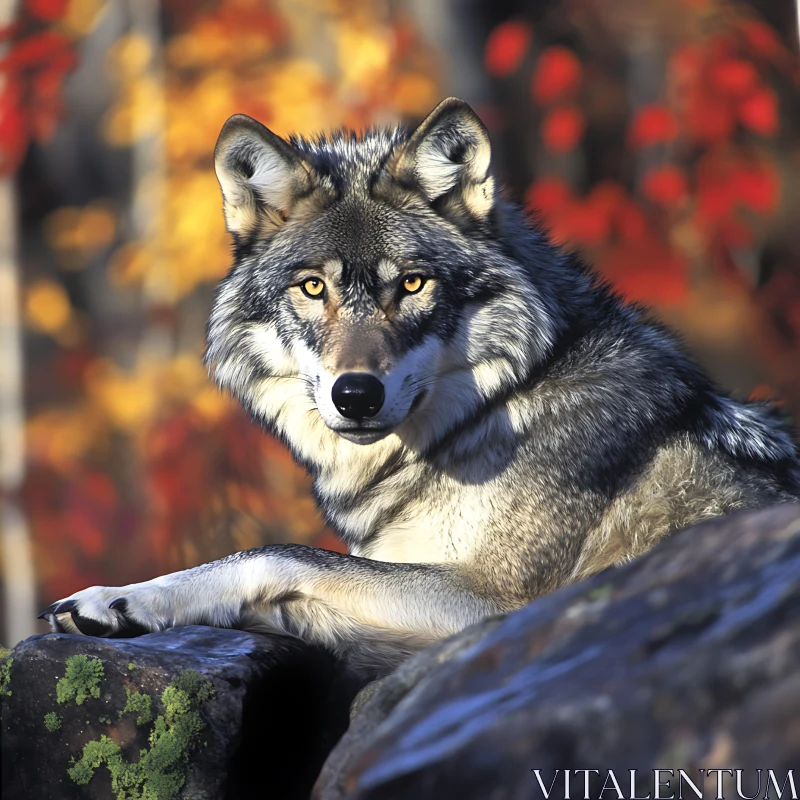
332,373,385,419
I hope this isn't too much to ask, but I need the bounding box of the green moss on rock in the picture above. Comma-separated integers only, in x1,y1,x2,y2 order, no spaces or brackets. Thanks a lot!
69,669,215,800
44,712,62,732
121,686,153,726
57,655,104,705
0,650,12,699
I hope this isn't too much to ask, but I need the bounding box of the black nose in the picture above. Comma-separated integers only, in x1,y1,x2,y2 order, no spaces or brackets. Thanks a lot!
332,373,385,419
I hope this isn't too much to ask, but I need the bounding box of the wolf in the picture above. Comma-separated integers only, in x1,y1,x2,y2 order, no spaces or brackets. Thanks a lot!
40,98,800,676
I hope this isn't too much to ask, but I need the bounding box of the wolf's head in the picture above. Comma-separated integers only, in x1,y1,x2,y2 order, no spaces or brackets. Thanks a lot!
206,99,560,462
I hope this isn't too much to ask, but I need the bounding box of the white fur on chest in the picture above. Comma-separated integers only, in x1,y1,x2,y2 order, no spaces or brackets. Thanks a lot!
351,483,491,564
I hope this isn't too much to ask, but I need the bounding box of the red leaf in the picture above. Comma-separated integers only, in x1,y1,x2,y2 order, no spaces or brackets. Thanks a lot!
696,158,735,225
684,95,735,143
711,58,759,96
525,176,571,214
588,181,626,216
749,384,778,402
484,21,532,78
596,242,688,305
738,87,778,136
731,161,779,213
531,47,582,105
541,106,584,153
30,104,60,141
670,45,702,82
3,32,70,70
27,0,69,22
642,165,688,206
629,104,679,148
0,23,21,42
0,87,27,176
716,218,754,248
739,20,782,58
615,201,648,243
564,201,609,246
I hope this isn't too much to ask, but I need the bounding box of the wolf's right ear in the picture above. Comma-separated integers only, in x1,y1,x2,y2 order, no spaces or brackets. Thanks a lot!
214,114,312,241
388,97,495,221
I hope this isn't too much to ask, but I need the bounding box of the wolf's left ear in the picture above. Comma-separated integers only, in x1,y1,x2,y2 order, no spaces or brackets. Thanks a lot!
214,114,313,241
390,97,495,220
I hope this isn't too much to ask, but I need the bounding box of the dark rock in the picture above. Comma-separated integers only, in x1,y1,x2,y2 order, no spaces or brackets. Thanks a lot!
2,626,362,799
314,504,800,799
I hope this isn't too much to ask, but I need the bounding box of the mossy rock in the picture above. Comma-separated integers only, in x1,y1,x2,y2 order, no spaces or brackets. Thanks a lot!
1,626,361,799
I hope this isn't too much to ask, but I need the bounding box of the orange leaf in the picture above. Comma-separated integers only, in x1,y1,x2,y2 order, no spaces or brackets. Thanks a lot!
531,46,582,104
642,165,688,206
629,104,678,148
541,106,584,152
484,21,532,78
314,530,347,554
738,87,778,136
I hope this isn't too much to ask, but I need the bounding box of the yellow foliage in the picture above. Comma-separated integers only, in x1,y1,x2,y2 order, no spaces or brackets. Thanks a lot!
391,72,439,115
192,387,233,422
337,21,392,92
259,60,331,136
95,0,442,303
103,78,164,146
62,0,107,37
107,34,153,80
45,203,117,267
167,24,231,70
108,242,147,286
82,355,226,433
27,408,105,469
85,360,159,431
25,280,72,336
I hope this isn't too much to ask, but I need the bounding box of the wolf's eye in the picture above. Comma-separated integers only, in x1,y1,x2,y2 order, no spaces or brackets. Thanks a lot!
402,275,425,294
301,278,325,298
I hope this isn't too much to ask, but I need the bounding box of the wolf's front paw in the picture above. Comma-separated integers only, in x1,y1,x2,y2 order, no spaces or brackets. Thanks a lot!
38,584,167,638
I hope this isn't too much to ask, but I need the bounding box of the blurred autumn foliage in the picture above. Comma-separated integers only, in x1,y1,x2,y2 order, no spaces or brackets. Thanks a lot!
0,0,799,644
2,0,440,640
481,0,800,414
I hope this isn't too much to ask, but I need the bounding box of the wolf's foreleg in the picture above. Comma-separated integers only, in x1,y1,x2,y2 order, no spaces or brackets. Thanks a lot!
40,545,499,672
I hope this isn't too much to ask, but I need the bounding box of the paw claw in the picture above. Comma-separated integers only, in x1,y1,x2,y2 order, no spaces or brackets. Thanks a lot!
55,599,77,615
109,598,128,612
37,603,58,620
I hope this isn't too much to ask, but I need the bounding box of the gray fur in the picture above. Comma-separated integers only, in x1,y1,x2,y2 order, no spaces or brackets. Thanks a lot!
41,99,800,677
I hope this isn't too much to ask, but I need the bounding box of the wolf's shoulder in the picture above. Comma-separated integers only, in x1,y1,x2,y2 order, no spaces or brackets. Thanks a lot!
533,267,799,472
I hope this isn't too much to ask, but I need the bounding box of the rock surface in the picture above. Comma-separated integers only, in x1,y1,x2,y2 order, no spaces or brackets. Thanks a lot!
314,504,800,799
2,625,362,799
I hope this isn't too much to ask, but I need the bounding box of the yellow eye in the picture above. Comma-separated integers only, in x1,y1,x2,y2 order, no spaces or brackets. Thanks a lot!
302,278,325,298
402,275,425,294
